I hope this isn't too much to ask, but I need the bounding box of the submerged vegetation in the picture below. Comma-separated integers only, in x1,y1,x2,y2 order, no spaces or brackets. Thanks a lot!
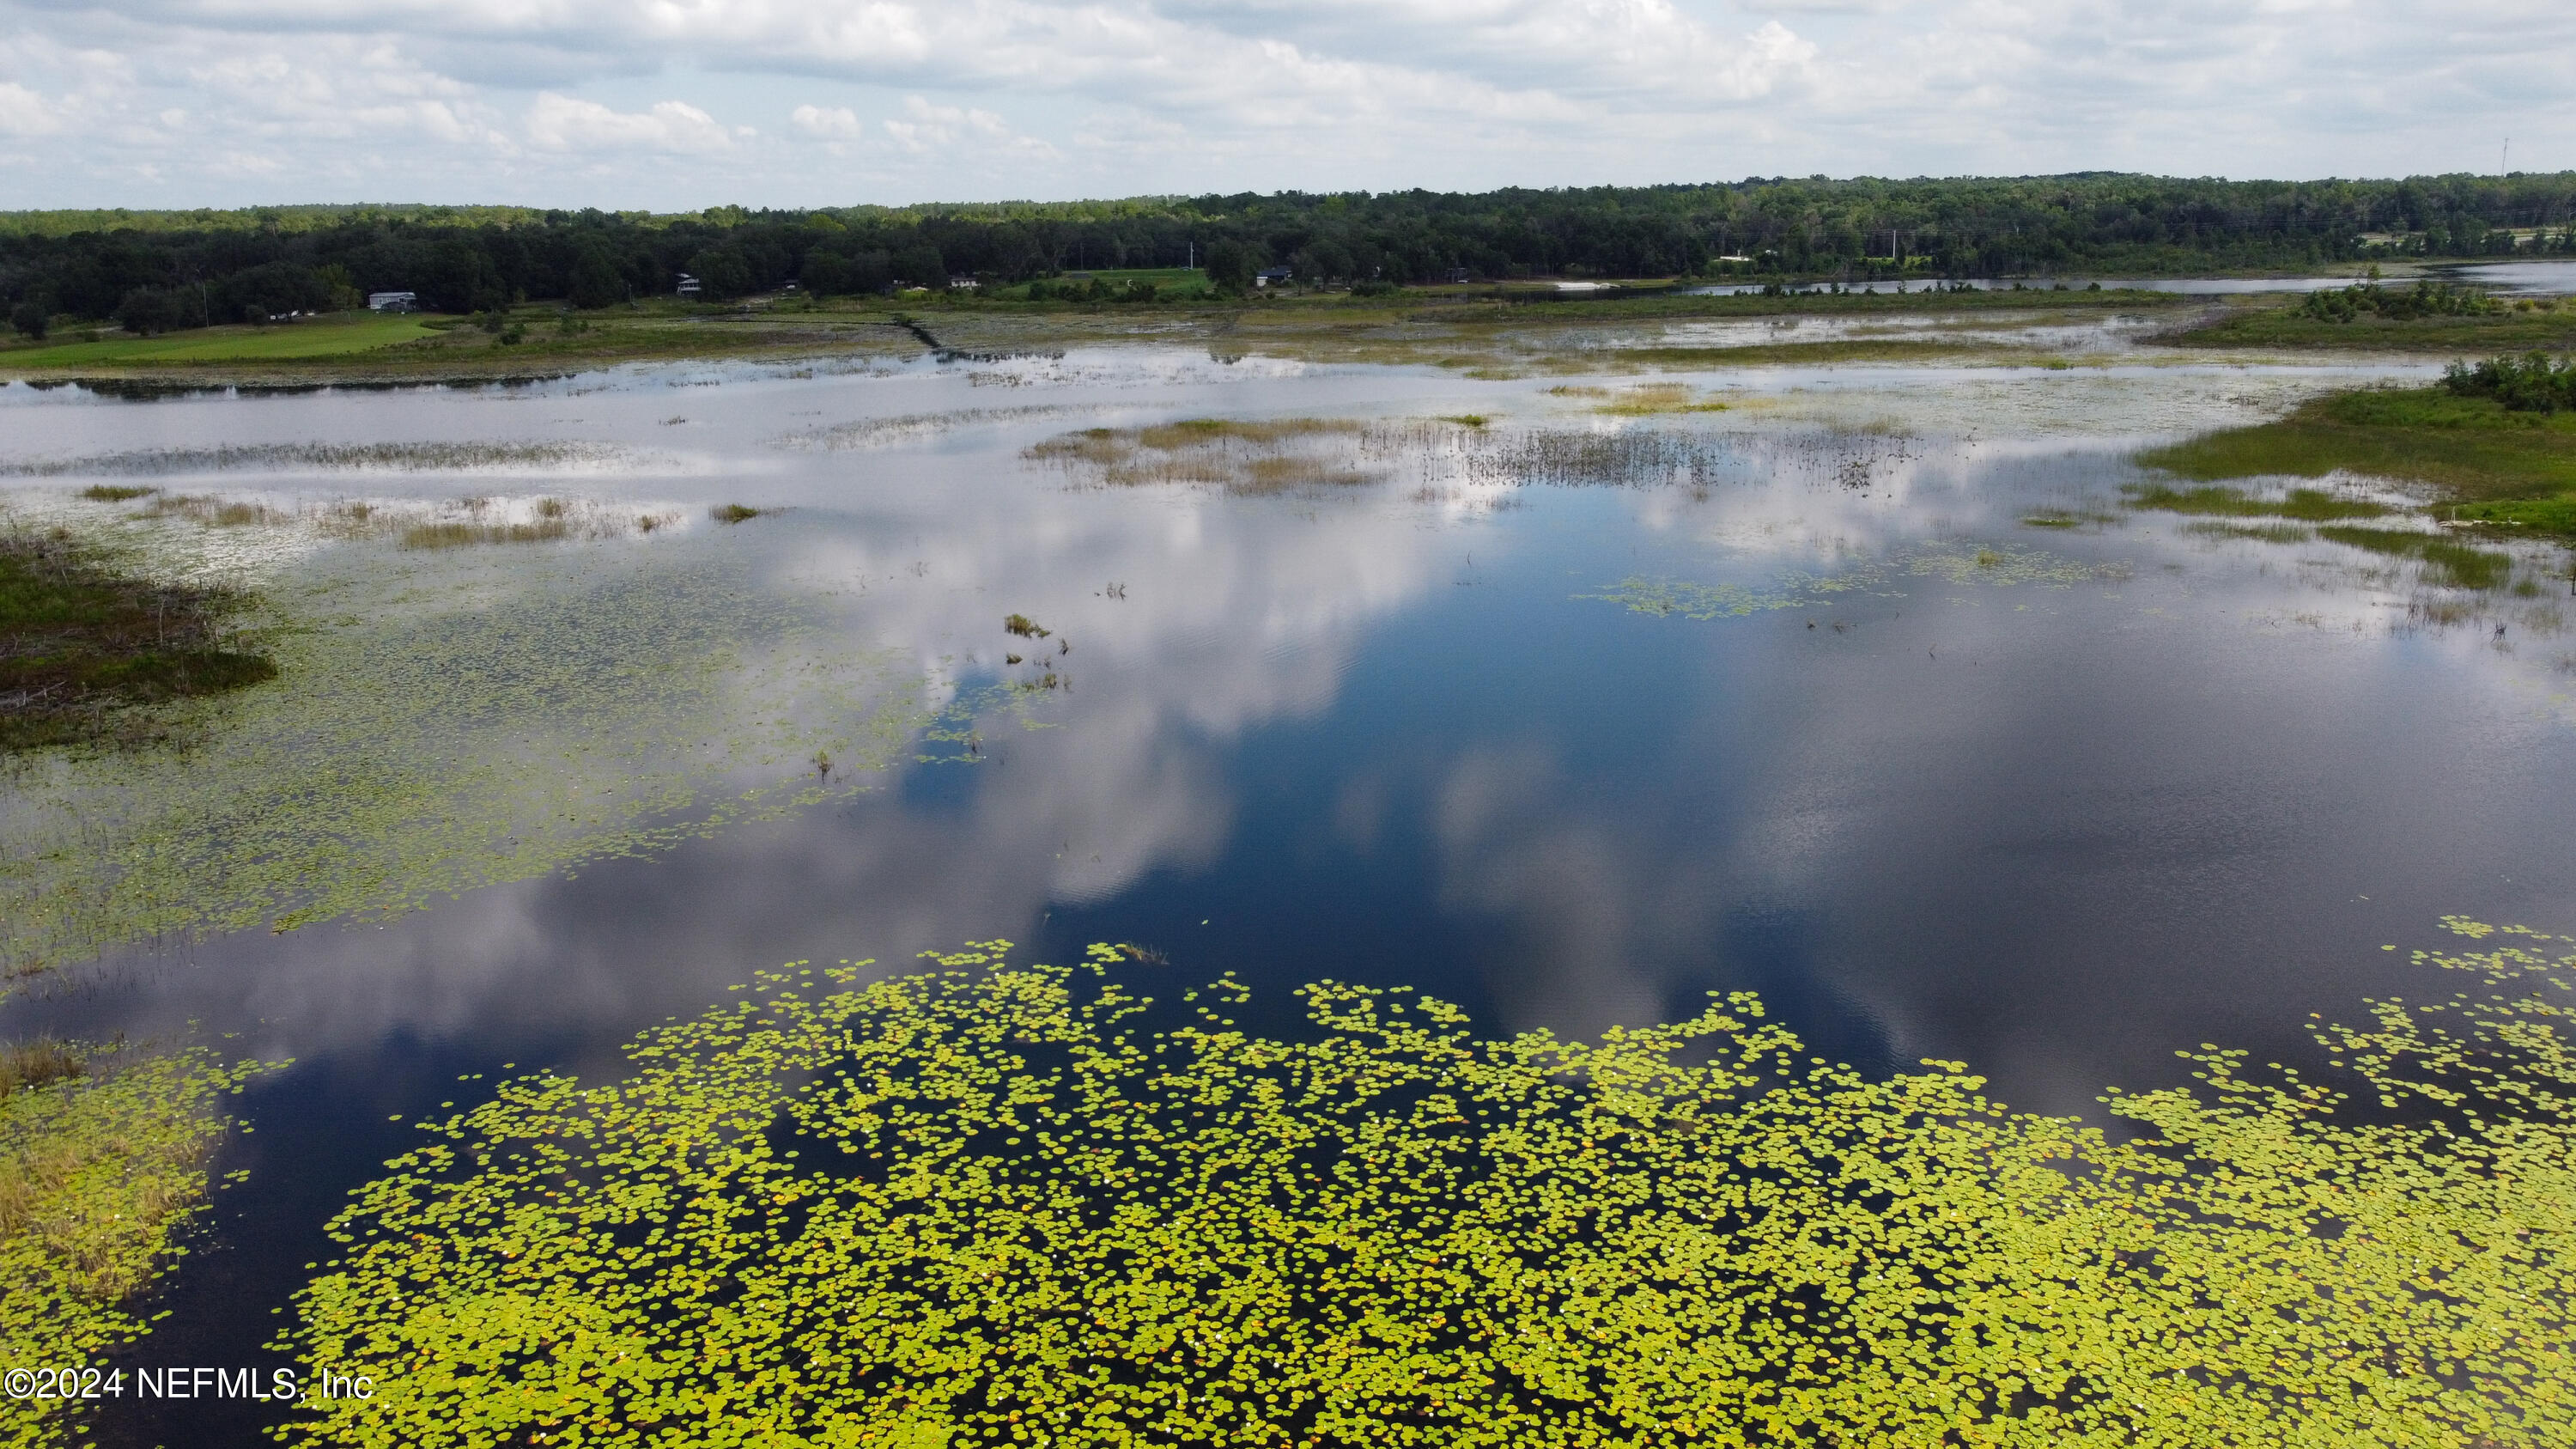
1587,540,2129,621
0,526,275,752
0,1040,271,1448
0,518,995,980
2136,384,2576,533
282,924,2576,1449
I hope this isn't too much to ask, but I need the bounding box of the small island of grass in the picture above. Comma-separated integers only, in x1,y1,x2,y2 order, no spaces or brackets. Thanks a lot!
1,527,276,752
2136,358,2576,533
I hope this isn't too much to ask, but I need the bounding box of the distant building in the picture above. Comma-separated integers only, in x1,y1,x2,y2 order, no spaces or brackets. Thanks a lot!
675,272,702,298
1255,267,1293,288
366,291,417,312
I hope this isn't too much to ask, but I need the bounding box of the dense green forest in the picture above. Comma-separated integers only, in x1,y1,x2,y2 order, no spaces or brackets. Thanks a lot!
6,172,2575,335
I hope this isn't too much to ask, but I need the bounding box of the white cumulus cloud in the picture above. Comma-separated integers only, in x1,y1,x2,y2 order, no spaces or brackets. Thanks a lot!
0,0,2564,205
526,92,733,154
0,80,60,137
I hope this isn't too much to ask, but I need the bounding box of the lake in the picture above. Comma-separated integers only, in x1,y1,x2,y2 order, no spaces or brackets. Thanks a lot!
3,346,2573,1445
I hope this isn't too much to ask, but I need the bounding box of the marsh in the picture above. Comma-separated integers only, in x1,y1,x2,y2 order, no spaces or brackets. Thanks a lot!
3,334,2573,1446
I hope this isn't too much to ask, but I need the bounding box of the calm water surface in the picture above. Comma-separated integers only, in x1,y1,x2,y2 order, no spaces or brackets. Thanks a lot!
3,353,2573,1445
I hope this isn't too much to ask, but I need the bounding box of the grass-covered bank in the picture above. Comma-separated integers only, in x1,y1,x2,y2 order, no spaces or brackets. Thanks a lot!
276,924,2576,1449
1,525,276,752
2168,292,2576,352
2137,383,2576,532
0,286,2214,388
0,1039,272,1449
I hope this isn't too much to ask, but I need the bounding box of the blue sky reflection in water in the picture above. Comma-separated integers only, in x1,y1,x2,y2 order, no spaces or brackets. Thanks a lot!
3,353,2576,1445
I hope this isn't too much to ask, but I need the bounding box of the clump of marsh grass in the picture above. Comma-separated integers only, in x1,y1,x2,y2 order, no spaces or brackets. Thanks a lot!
2183,520,2311,544
1025,417,1383,495
399,520,576,550
1590,383,1731,417
0,526,276,752
0,1040,83,1099
2318,525,2514,590
146,493,291,527
2124,483,2391,521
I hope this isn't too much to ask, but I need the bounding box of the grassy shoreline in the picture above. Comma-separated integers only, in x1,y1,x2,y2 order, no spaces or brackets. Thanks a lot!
2136,385,2576,533
5,287,2568,389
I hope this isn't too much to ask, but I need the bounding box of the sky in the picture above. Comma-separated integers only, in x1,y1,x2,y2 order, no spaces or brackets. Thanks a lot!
0,1,2569,210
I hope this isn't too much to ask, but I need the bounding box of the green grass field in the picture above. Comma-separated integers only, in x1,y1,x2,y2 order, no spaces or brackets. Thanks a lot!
0,312,441,368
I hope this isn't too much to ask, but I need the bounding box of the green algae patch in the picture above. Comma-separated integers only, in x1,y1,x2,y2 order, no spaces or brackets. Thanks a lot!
1585,540,2127,621
1,1040,275,1448
277,926,2576,1448
2136,387,2576,531
0,523,999,982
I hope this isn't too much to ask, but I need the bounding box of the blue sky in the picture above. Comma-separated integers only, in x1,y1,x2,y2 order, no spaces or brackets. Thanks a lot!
0,1,2567,209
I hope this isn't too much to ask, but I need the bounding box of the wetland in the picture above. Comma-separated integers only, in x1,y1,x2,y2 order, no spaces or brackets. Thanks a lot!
3,300,2575,1447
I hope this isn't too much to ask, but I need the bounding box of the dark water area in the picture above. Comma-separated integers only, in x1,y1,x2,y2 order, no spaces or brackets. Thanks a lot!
4,354,2573,1445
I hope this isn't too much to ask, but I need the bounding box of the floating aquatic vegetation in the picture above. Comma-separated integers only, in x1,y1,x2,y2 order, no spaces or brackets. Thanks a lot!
1585,540,2127,620
4,441,632,478
279,924,2576,1449
1897,539,2132,588
1,1040,275,1449
0,533,1018,980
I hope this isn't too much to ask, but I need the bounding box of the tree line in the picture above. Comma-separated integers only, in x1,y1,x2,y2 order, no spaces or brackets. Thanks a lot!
6,172,2576,336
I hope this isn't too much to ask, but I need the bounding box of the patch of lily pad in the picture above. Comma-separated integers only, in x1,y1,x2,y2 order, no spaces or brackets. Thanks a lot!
280,922,2575,1448
0,1040,275,1448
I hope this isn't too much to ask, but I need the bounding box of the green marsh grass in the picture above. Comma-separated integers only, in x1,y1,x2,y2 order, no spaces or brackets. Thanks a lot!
398,518,575,550
2123,482,2389,521
281,923,2576,1449
0,527,276,752
2317,526,2514,590
2183,520,2312,544
2137,387,2576,532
